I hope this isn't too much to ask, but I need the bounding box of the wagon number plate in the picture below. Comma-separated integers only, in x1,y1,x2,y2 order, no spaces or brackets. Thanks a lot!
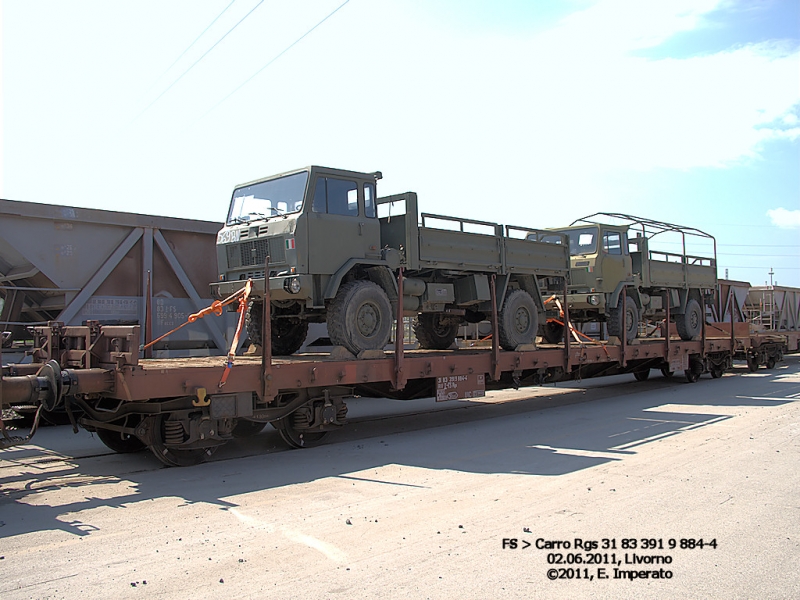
436,373,485,402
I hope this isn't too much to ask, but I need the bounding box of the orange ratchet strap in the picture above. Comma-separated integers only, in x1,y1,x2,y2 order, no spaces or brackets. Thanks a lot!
141,286,249,351
219,279,253,387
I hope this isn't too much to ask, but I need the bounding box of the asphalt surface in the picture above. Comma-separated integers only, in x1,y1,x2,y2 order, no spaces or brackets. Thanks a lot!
1,357,799,599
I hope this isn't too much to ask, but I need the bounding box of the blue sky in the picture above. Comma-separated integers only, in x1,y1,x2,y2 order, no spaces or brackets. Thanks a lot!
2,0,799,286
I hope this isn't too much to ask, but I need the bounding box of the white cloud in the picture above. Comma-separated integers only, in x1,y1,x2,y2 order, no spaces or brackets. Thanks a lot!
766,208,800,229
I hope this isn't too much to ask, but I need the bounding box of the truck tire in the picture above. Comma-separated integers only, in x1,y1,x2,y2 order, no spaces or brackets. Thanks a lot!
247,301,309,356
676,298,702,341
327,280,392,355
414,314,460,350
271,318,309,356
542,320,565,344
607,296,638,342
498,289,539,350
246,301,264,347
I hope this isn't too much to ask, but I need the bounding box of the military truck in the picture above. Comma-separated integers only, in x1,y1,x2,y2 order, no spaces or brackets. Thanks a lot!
538,213,717,343
210,166,569,356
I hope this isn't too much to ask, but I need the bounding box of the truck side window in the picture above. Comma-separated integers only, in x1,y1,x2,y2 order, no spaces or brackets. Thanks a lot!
364,183,376,218
603,231,622,255
312,178,359,216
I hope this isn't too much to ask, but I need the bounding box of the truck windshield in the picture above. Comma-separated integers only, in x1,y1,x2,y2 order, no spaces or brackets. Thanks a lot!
565,227,598,256
227,171,309,225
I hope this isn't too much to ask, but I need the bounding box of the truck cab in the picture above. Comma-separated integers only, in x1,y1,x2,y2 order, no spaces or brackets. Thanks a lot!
212,166,382,307
552,224,634,315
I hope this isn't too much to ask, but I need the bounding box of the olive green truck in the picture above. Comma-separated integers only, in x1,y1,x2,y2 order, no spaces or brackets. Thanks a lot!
210,166,569,356
539,213,718,343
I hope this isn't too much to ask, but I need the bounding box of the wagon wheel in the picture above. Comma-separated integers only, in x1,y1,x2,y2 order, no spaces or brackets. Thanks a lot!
273,417,328,449
746,355,759,372
232,419,268,438
633,369,650,382
660,367,674,378
710,366,724,379
96,415,146,453
144,414,217,467
685,358,703,383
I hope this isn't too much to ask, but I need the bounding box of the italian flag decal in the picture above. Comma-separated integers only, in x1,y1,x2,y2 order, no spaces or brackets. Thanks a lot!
285,238,296,250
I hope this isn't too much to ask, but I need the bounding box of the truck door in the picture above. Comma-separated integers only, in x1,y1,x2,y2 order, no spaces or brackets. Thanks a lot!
306,176,380,275
600,229,632,295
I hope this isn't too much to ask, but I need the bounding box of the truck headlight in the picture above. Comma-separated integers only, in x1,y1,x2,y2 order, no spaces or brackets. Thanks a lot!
587,294,600,306
284,277,302,294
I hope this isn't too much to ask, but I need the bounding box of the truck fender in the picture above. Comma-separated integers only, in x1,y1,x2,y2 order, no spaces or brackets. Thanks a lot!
673,288,703,315
323,258,396,301
672,289,691,315
512,274,546,313
494,274,511,311
609,281,638,309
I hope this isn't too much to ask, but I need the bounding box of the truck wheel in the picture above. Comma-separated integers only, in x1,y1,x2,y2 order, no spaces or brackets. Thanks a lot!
414,314,460,350
272,319,309,355
247,301,309,355
676,298,702,341
246,301,264,347
327,281,392,355
498,289,539,350
542,320,565,344
607,297,638,342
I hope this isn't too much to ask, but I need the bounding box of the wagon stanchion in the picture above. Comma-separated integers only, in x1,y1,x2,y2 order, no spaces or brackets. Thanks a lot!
394,268,406,391
144,270,153,359
262,255,273,401
701,293,707,360
729,287,735,369
621,292,627,368
490,275,500,381
563,276,571,372
665,293,671,367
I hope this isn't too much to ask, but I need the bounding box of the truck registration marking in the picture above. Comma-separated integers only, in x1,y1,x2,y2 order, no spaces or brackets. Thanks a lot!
217,229,241,244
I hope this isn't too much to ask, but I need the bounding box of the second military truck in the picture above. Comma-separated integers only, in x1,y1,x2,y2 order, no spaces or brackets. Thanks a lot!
210,166,568,356
539,213,717,343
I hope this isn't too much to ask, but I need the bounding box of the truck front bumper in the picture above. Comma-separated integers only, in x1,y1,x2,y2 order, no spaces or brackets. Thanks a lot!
210,274,313,302
566,292,606,311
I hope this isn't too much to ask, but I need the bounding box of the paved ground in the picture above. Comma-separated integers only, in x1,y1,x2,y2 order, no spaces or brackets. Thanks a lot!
1,357,799,599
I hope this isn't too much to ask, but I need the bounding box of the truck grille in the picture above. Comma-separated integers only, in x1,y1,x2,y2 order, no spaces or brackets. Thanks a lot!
227,237,286,268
